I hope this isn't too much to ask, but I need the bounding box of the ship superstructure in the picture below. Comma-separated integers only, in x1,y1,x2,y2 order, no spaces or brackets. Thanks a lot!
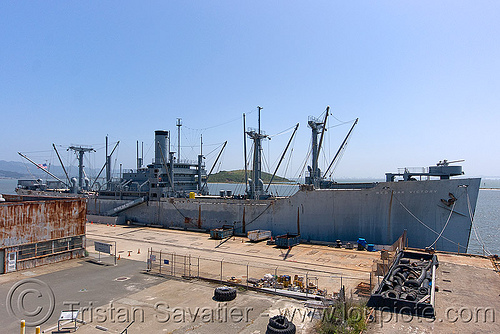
99,130,207,199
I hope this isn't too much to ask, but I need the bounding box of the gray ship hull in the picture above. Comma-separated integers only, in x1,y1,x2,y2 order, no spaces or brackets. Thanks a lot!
88,177,481,252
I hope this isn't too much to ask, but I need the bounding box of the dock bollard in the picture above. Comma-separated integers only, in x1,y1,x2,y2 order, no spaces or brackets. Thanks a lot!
20,320,25,334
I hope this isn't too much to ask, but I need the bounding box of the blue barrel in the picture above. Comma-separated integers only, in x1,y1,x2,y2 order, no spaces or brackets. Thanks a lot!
367,244,375,252
357,238,366,250
357,238,367,247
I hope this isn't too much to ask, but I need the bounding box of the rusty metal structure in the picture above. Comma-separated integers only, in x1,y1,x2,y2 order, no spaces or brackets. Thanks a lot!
0,194,86,274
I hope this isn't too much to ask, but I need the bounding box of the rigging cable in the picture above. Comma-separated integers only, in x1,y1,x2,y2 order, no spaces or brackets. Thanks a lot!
428,201,455,249
393,192,468,251
326,133,352,179
326,119,357,129
466,188,492,256
22,161,37,180
268,124,297,139
184,107,256,132
293,135,313,181
240,202,274,230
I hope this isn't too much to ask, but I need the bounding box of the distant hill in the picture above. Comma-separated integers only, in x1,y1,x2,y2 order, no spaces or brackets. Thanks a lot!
0,160,102,179
208,170,292,183
0,170,25,179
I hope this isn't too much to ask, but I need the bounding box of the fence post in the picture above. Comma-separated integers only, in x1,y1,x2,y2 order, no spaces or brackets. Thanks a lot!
220,260,223,284
172,253,175,276
189,254,191,278
198,257,200,278
159,250,162,275
306,272,308,298
246,263,249,290
274,267,277,292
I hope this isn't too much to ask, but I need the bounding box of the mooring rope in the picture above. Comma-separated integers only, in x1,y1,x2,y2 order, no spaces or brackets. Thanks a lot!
466,188,493,256
428,201,456,249
394,193,466,251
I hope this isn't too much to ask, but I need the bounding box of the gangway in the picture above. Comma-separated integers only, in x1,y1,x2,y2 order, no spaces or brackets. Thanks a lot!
105,196,146,216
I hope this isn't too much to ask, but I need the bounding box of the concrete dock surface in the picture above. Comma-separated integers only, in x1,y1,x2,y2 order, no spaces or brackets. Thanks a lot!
0,222,498,333
368,253,499,333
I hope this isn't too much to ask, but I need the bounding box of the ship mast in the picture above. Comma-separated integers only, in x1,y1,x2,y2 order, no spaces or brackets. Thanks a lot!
243,113,248,195
246,106,269,199
198,134,204,193
307,107,329,187
68,145,95,191
176,118,182,161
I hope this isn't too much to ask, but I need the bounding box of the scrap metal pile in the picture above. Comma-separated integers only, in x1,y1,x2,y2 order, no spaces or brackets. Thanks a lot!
247,273,330,298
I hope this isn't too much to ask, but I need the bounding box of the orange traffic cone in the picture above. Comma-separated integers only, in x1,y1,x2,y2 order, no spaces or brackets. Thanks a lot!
137,249,141,254
118,254,121,260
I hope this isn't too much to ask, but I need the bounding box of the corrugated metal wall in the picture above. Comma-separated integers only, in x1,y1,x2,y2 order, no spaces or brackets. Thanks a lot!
0,196,86,248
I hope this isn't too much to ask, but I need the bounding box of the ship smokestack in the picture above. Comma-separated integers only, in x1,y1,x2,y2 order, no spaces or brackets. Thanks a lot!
155,130,169,166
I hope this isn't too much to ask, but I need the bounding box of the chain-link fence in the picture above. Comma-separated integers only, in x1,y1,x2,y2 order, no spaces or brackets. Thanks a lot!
146,248,373,300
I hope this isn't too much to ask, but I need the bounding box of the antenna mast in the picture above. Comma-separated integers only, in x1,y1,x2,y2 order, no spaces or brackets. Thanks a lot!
68,145,95,191
176,118,182,161
243,113,248,194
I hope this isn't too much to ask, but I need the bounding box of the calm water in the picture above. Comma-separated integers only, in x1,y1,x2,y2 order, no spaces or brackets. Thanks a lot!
0,179,17,195
1,179,498,255
467,189,500,255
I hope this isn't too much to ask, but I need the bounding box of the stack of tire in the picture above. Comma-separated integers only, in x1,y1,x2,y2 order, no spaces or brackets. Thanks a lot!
382,257,433,301
266,315,296,334
213,286,237,302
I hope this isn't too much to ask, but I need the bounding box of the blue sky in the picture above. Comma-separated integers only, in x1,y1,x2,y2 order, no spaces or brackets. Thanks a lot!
1,1,499,179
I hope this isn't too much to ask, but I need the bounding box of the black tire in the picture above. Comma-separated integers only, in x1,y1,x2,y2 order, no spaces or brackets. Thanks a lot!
406,291,417,301
266,315,296,334
214,286,237,301
382,289,399,299
418,286,429,295
404,279,420,288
